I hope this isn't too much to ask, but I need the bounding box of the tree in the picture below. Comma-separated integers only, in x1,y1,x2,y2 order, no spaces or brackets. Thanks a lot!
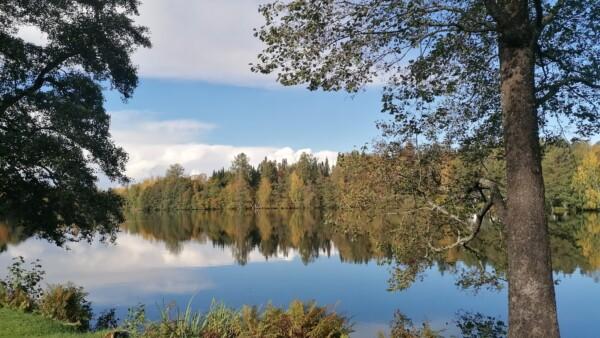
165,164,185,179
288,171,305,208
258,157,278,182
256,176,273,208
226,154,254,209
253,1,600,336
231,153,253,182
0,0,150,244
295,153,318,183
572,148,600,210
224,174,253,209
542,143,577,210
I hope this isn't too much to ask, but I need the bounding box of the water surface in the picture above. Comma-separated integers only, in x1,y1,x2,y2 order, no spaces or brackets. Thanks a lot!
1,211,599,337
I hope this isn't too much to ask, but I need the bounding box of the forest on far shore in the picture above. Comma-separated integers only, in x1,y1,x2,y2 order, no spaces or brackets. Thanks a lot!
117,140,600,213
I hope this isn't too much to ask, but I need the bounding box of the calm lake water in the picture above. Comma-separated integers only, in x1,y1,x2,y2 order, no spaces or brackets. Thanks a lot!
1,211,599,337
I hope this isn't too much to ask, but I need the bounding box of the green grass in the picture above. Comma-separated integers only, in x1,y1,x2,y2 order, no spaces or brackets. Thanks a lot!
0,308,108,338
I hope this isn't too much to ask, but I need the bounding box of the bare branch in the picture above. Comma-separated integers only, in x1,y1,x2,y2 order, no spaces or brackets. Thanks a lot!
478,178,506,222
428,178,506,253
427,201,470,227
428,197,492,252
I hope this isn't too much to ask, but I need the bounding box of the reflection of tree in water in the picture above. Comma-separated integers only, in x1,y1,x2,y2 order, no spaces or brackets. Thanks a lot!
122,210,374,265
576,213,600,272
1,210,597,336
4,209,600,288
118,210,600,291
379,309,507,338
0,223,27,253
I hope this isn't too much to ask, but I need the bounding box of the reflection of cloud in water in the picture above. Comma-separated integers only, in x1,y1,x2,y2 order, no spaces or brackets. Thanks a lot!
81,269,215,305
0,232,317,304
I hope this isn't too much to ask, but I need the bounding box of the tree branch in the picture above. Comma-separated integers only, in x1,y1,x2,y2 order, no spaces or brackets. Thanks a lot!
537,76,600,106
483,0,507,27
534,0,544,29
478,178,506,222
428,197,492,253
542,0,565,26
0,52,77,114
428,178,505,253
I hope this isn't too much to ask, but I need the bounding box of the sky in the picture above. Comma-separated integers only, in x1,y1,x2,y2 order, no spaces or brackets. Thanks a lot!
98,0,385,182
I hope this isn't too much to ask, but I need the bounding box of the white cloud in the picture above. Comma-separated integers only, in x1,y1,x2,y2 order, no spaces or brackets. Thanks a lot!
17,25,48,45
15,1,274,86
141,120,215,134
16,1,377,88
109,111,338,183
123,144,338,182
110,110,216,144
133,0,273,86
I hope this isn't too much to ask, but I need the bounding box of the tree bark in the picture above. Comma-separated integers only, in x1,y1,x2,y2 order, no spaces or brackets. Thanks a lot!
500,40,560,337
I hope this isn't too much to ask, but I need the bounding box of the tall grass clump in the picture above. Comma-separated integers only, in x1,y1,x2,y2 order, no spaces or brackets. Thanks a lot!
143,299,205,338
38,283,93,331
124,299,352,338
200,300,241,337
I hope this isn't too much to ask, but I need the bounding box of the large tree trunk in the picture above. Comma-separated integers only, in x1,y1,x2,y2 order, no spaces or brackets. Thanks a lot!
499,41,560,337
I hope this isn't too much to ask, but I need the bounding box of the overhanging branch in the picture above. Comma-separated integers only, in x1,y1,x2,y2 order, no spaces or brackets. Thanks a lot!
428,178,505,253
0,52,77,114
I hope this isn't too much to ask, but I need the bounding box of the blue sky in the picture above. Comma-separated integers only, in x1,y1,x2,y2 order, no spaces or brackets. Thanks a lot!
104,80,382,151
84,0,387,181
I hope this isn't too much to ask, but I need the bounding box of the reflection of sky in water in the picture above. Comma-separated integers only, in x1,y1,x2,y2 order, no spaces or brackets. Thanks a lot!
0,234,599,337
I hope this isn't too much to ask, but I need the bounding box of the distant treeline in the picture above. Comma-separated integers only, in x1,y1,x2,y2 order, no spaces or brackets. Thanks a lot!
117,140,600,212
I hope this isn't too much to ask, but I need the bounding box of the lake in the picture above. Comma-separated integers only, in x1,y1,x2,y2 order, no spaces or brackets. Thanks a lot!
1,210,599,337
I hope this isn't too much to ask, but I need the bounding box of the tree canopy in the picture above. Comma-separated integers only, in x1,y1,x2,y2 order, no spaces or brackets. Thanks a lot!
253,1,600,336
119,141,600,213
0,0,150,244
254,0,599,146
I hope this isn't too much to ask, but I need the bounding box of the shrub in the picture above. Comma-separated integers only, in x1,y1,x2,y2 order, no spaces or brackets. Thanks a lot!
3,288,36,311
38,283,93,331
241,300,351,338
127,299,351,338
0,256,45,311
123,303,147,336
95,308,119,331
123,300,352,338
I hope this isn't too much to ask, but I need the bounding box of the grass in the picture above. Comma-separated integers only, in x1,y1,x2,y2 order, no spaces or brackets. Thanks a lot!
0,300,352,338
0,308,108,338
